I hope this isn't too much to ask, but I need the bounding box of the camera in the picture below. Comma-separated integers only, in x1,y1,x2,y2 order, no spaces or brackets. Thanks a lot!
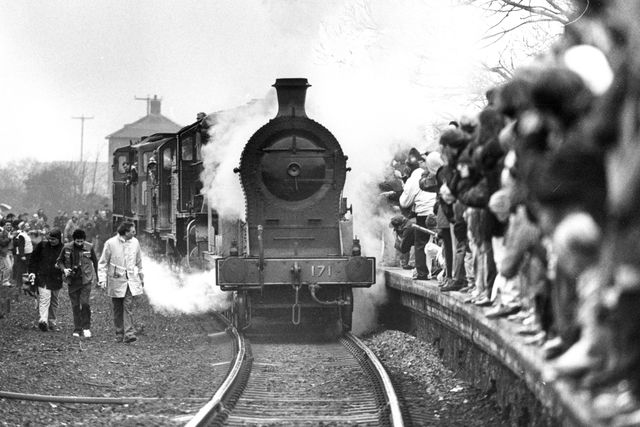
67,265,81,278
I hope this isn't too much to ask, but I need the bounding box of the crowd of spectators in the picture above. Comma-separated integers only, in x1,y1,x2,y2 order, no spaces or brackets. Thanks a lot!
0,207,112,290
380,2,640,417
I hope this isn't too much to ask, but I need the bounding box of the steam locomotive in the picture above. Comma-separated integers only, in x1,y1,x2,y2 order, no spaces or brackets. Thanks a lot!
111,112,219,268
215,78,376,332
112,78,375,332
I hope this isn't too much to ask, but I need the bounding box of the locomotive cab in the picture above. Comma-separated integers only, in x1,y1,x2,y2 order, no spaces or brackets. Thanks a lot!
112,145,137,229
216,79,376,333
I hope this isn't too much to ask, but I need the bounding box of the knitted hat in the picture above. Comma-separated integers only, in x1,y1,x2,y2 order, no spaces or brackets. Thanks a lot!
389,215,407,229
425,152,444,174
488,189,511,222
439,128,469,150
407,147,425,162
531,66,594,128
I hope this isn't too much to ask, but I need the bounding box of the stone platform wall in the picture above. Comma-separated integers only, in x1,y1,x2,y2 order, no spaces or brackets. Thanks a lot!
384,269,600,427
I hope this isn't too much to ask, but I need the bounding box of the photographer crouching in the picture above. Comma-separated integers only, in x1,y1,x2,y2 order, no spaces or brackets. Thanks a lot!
56,229,98,338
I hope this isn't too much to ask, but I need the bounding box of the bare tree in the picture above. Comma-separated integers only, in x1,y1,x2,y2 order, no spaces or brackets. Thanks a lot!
465,0,580,79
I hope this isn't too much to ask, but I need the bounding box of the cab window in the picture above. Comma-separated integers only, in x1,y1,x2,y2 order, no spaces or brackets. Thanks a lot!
181,137,193,161
117,155,129,174
162,147,173,171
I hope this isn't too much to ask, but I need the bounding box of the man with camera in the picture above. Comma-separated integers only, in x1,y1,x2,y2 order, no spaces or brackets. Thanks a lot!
56,228,98,338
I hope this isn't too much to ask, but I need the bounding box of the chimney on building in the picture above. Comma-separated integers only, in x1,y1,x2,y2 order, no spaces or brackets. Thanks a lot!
150,95,161,115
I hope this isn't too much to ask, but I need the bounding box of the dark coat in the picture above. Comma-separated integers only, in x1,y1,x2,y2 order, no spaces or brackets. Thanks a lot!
56,242,98,290
29,241,64,290
390,216,415,254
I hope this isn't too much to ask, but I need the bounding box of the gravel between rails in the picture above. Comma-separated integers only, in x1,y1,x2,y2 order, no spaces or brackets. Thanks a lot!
1,286,506,426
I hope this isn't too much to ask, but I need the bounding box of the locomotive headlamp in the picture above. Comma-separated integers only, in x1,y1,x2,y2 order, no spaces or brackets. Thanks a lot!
287,162,301,177
229,240,239,257
351,238,361,256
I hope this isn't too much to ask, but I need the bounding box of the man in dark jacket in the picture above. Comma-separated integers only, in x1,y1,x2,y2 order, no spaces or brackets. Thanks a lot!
56,229,98,338
390,215,415,270
28,228,64,331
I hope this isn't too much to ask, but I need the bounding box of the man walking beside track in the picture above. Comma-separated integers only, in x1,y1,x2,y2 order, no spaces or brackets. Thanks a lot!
98,221,144,344
56,229,98,338
28,228,64,331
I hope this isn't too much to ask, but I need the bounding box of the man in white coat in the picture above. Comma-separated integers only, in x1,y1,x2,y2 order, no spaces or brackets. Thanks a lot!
98,221,144,343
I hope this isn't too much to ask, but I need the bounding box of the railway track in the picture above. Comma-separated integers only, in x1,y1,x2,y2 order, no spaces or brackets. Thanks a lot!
187,324,404,426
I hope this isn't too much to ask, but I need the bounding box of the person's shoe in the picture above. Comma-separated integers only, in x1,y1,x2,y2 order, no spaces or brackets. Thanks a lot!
438,277,450,288
124,335,137,343
115,335,124,343
546,339,599,380
413,273,429,281
82,329,92,338
72,332,81,338
401,264,414,270
473,297,492,307
428,267,442,279
524,331,547,346
485,305,522,319
38,321,48,332
517,325,542,336
542,336,565,360
48,324,60,332
507,310,530,322
440,280,465,292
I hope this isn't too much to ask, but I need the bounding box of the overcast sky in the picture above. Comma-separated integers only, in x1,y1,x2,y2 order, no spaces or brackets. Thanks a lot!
0,0,496,166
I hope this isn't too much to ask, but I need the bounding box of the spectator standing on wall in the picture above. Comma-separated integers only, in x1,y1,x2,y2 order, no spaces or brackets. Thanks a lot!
98,221,144,344
400,148,437,281
389,215,415,270
28,228,64,332
56,229,98,338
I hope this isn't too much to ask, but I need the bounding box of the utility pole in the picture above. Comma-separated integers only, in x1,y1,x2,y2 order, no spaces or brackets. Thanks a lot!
72,115,94,163
72,115,93,196
135,95,152,115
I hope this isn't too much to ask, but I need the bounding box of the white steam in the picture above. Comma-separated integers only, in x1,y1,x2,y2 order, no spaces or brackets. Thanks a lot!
142,256,232,315
200,95,277,220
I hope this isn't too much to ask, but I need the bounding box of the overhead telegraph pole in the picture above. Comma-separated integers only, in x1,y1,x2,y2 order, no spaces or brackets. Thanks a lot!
72,115,94,163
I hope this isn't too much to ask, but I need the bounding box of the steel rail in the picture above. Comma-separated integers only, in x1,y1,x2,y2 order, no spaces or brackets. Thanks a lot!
185,315,246,427
345,332,404,427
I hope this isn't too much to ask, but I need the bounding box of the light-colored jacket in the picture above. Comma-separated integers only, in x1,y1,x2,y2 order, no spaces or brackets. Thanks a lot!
399,167,436,216
98,235,144,297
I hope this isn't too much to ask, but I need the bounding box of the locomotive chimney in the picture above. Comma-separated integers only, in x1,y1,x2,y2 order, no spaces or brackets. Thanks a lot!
273,78,310,118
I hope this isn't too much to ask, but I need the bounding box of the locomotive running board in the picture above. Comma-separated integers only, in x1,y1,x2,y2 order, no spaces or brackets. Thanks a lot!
215,256,376,290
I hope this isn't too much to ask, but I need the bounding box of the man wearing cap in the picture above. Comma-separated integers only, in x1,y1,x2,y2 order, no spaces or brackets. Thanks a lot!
389,215,415,270
28,228,64,331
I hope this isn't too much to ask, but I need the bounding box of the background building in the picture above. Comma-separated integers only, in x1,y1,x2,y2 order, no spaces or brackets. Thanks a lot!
105,95,182,199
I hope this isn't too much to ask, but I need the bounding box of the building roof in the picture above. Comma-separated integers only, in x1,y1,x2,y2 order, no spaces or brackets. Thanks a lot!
105,113,182,139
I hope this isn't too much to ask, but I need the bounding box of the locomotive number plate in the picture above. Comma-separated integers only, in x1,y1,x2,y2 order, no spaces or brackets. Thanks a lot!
216,256,376,288
311,265,332,277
